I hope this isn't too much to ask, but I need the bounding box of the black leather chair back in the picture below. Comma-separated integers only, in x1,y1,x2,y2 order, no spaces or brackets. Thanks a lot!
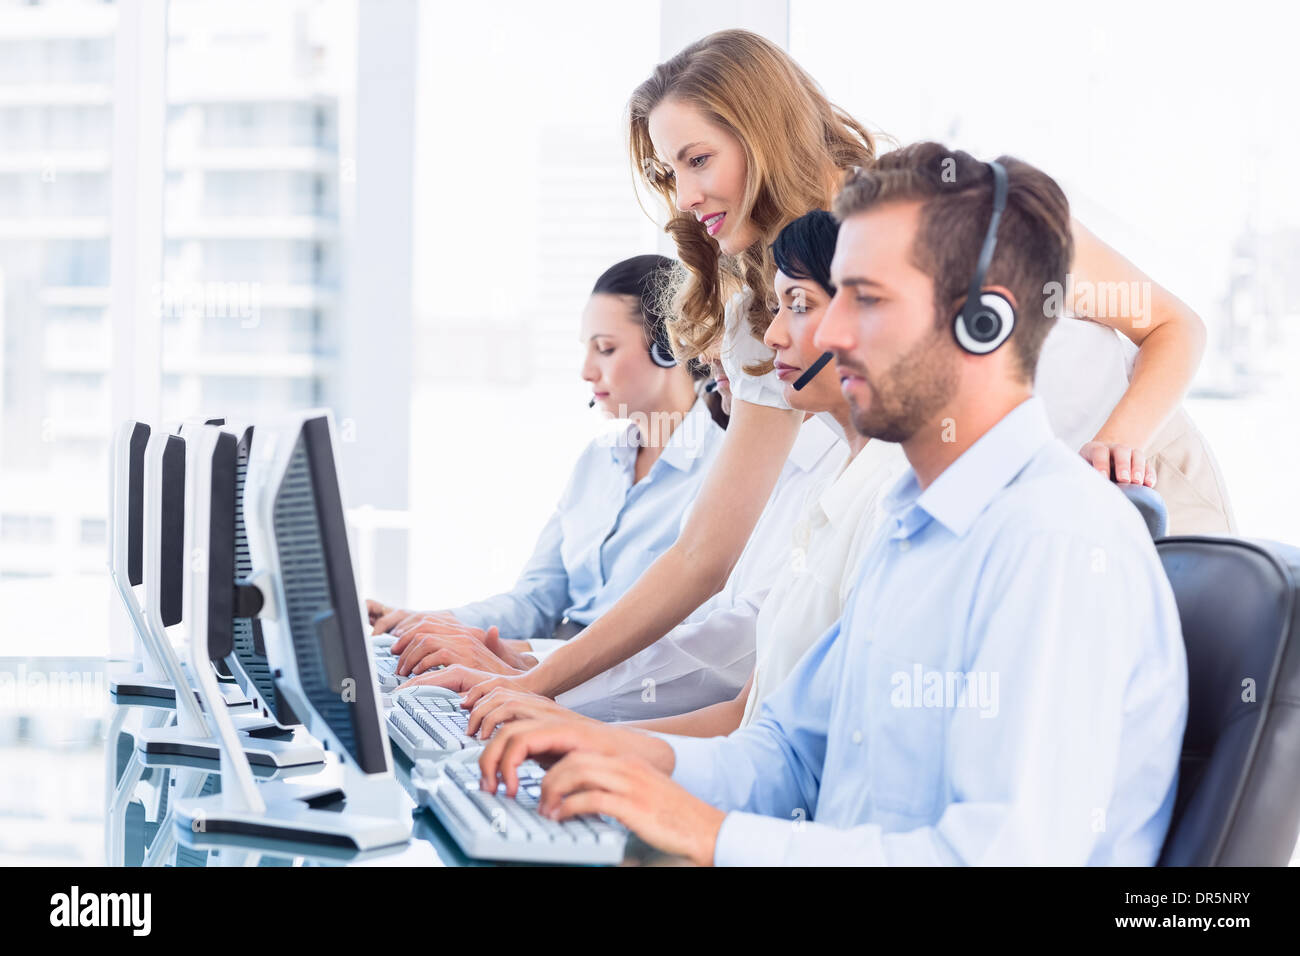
1157,537,1300,865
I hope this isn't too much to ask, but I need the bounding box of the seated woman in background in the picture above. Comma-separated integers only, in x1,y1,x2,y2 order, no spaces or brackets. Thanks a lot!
367,254,723,676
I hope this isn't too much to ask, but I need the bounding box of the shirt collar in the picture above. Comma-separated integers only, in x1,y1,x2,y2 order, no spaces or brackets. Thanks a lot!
659,396,719,472
818,439,904,527
882,396,1056,539
787,414,842,474
611,396,718,474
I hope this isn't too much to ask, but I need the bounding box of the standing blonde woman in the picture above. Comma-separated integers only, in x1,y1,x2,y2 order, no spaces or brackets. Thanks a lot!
405,28,1233,708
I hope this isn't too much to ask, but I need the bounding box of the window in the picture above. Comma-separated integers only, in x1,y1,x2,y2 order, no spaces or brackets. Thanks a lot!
790,0,1300,543
0,0,116,635
404,1,663,608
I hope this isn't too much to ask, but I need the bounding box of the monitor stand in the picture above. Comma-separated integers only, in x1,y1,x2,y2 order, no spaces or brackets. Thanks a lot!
173,771,412,853
171,630,409,853
109,669,253,709
135,717,325,770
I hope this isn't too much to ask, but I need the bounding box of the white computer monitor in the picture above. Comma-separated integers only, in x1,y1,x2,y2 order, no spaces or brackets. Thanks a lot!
173,411,409,852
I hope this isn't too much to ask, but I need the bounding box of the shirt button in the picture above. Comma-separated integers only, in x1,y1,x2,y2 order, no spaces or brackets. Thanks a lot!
898,539,911,552
851,730,863,745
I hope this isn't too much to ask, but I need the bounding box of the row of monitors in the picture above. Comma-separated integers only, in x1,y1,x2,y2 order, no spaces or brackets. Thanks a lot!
111,413,391,779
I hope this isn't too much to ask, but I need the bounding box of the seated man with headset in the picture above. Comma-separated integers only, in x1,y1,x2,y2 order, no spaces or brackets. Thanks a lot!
472,144,1189,866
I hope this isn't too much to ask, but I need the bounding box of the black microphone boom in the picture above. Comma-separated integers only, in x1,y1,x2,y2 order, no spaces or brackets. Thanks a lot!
792,351,833,391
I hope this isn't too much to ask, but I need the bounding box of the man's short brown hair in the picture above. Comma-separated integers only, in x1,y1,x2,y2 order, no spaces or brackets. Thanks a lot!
832,142,1073,382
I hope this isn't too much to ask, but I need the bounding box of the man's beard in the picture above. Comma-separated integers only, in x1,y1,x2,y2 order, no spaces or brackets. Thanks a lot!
847,326,958,444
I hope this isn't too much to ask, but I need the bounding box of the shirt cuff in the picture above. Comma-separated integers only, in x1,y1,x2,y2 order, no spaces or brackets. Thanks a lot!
713,812,798,866
656,735,801,865
661,733,726,795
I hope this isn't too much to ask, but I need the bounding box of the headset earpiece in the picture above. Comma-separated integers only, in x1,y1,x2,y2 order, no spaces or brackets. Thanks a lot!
954,292,1015,355
952,160,1017,356
649,339,678,368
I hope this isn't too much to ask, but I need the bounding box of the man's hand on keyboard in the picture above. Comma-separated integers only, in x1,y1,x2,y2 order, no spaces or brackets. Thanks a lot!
396,627,532,678
474,719,720,863
538,752,725,867
467,687,599,739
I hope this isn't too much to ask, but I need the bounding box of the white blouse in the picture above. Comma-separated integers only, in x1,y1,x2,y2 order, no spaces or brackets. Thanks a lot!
550,416,846,721
739,436,909,726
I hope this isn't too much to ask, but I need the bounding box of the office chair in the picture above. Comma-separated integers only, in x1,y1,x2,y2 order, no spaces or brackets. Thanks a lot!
1119,483,1168,538
1156,536,1300,865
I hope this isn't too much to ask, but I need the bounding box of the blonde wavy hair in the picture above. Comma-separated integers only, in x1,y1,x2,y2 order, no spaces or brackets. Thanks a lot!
628,29,879,372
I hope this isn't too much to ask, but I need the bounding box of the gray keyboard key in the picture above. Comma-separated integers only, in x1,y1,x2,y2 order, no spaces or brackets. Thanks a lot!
466,790,509,834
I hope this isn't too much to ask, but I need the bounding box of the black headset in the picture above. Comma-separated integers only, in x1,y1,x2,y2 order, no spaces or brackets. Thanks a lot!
953,160,1016,355
794,159,1013,389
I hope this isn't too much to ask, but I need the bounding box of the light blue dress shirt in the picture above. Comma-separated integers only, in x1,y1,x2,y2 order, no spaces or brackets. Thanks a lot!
451,397,724,643
667,396,1188,865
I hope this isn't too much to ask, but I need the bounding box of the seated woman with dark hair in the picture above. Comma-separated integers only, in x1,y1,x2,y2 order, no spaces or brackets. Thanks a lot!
367,255,723,675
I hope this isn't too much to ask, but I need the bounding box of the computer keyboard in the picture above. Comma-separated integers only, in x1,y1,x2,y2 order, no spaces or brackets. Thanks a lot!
373,653,404,692
372,639,444,692
415,755,627,864
386,685,479,761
